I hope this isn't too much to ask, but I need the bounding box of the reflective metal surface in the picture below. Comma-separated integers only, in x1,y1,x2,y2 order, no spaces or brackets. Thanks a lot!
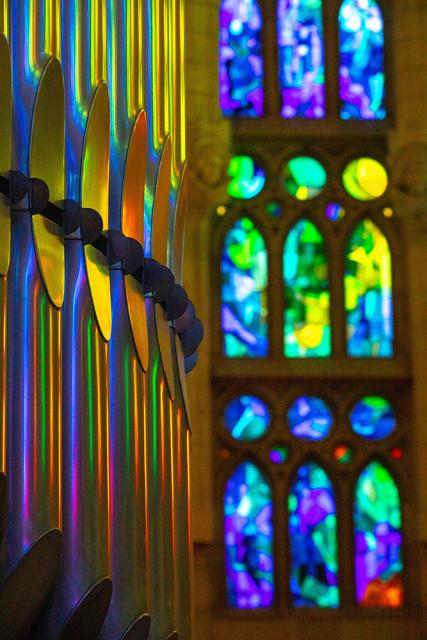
0,34,11,276
122,110,149,371
152,138,176,399
30,57,65,309
172,164,188,283
82,83,112,342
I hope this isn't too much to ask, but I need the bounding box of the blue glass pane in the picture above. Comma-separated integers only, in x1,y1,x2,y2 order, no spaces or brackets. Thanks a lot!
289,463,339,607
354,462,404,607
345,219,393,357
277,0,325,118
221,217,269,357
219,0,264,116
350,396,396,440
224,462,274,608
224,395,270,441
339,0,386,120
288,396,333,440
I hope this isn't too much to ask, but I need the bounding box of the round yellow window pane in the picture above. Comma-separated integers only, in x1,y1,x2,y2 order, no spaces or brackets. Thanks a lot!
343,157,388,201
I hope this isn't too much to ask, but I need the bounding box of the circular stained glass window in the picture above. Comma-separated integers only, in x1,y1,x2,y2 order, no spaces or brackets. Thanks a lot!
287,396,333,441
350,396,396,440
326,202,345,221
282,156,327,200
224,395,270,441
227,155,266,200
265,201,283,218
342,157,388,201
269,443,289,464
333,443,353,464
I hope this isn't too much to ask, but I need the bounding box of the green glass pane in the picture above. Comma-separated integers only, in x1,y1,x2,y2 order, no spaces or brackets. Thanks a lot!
283,219,331,357
343,157,388,201
282,156,326,200
227,155,266,199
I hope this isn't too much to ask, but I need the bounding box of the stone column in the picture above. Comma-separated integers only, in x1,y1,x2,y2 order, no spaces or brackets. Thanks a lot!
390,142,427,610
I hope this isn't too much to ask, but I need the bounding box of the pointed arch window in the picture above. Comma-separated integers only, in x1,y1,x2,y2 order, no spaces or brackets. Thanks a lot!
283,219,330,357
288,462,339,607
224,461,274,608
339,0,386,120
221,217,268,357
219,0,264,117
354,461,403,607
277,0,325,119
345,219,393,357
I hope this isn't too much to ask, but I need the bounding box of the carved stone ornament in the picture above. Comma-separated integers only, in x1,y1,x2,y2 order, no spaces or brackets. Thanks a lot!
188,121,231,194
390,143,427,234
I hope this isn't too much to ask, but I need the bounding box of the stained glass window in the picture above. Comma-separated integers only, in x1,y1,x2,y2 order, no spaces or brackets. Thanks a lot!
224,395,270,441
350,396,396,440
345,219,393,357
224,462,274,608
288,462,339,607
277,0,325,119
326,203,345,221
343,157,388,201
221,217,269,357
354,462,403,607
282,157,327,200
283,220,330,357
227,155,266,200
219,0,264,117
339,0,386,120
287,396,333,440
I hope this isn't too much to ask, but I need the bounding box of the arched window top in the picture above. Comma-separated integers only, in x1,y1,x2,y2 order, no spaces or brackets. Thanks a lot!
221,217,269,358
288,461,339,607
345,218,393,357
283,219,331,357
224,461,274,608
339,0,386,120
354,461,403,607
219,0,264,117
277,0,325,119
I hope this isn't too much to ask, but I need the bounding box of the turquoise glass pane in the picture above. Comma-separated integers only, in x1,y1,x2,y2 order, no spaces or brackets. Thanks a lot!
219,0,264,116
224,395,270,441
227,156,266,200
354,462,404,607
282,157,326,200
339,0,386,120
289,463,339,607
345,219,393,357
287,396,333,440
221,217,268,357
350,396,396,440
277,0,325,118
283,219,330,357
224,462,274,608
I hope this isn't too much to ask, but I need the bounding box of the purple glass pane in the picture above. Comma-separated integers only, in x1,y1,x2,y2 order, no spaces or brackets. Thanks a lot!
224,462,274,608
219,0,264,116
